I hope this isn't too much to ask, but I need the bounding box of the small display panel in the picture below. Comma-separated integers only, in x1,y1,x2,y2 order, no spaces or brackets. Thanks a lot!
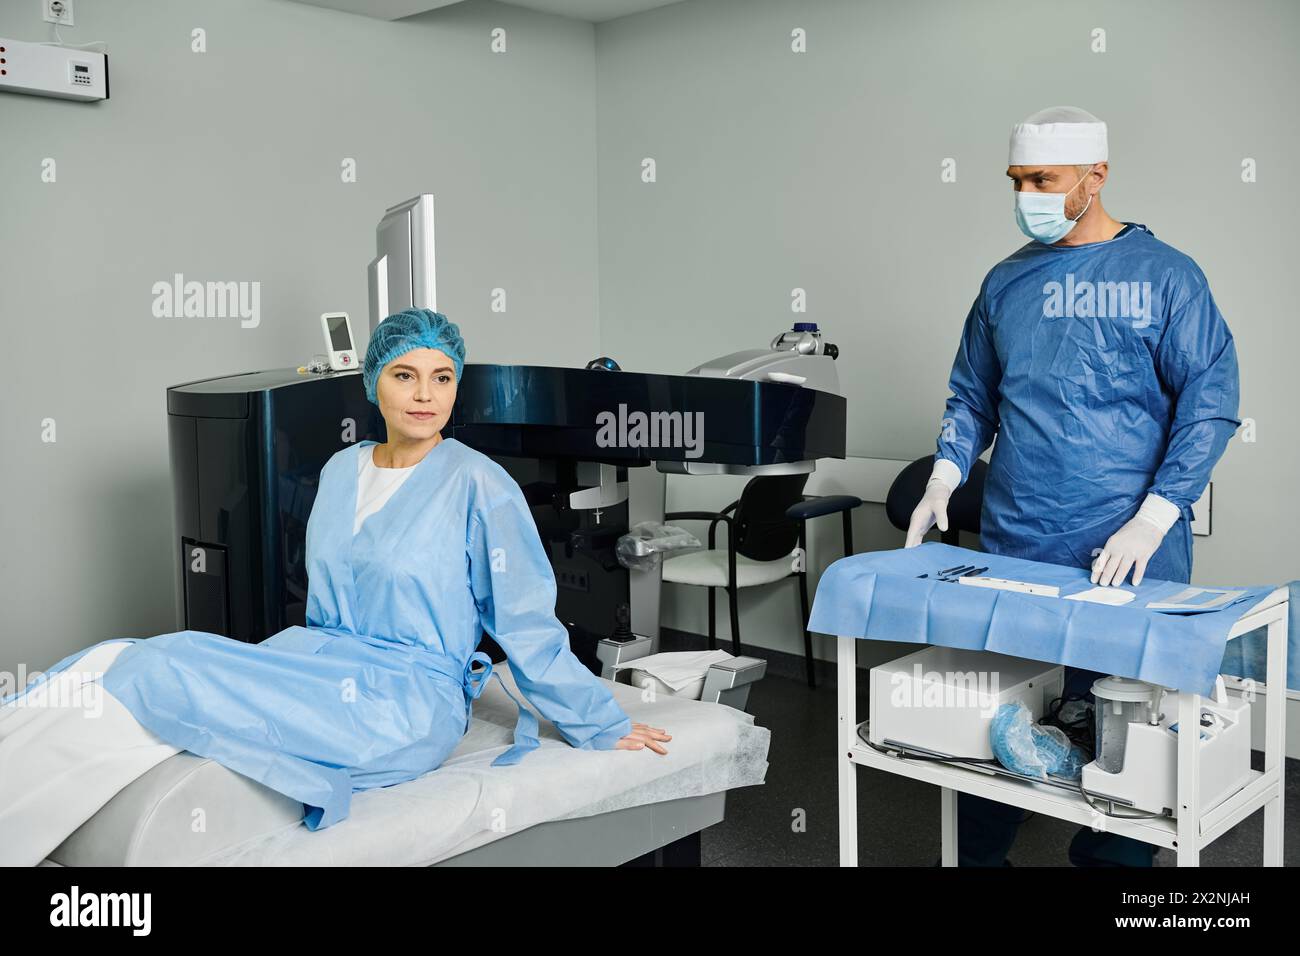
327,315,352,351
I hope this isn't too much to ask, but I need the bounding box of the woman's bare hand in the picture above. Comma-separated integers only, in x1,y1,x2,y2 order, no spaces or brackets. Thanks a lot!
616,722,671,754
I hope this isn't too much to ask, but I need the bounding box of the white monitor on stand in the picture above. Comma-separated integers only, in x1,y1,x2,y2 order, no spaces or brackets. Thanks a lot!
367,194,436,335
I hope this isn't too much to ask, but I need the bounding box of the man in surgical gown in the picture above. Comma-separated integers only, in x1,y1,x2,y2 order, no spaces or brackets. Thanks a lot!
906,107,1241,866
7,309,670,837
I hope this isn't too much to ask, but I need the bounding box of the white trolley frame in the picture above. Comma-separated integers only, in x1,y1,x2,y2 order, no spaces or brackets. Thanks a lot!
836,587,1289,867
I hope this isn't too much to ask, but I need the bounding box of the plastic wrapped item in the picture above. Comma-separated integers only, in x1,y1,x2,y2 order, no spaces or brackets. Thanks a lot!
616,521,702,571
1040,692,1095,758
1057,697,1092,725
990,702,1088,782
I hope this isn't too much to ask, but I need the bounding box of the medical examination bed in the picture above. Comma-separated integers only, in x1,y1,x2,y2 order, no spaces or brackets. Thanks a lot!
39,669,768,867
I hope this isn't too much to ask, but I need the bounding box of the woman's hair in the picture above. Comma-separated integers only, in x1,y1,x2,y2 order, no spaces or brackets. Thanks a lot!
363,309,466,405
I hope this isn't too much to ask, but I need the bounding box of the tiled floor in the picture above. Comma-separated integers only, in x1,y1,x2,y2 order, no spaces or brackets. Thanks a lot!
667,633,1300,867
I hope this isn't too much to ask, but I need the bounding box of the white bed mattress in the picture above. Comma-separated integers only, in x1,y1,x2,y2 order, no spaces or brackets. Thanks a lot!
43,671,770,866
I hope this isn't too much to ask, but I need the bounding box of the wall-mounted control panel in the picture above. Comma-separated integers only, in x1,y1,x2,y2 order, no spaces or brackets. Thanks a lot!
0,35,108,102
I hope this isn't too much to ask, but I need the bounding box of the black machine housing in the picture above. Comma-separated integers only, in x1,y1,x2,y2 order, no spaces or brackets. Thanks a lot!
166,363,846,670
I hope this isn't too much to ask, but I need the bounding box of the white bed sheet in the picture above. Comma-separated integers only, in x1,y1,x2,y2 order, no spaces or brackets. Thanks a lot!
111,670,770,866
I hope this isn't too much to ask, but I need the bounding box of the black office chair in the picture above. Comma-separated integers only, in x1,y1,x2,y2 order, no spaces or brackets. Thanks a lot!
885,456,988,543
786,491,863,687
665,475,861,688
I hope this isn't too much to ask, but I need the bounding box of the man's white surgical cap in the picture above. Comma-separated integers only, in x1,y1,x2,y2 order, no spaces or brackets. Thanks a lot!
1009,106,1108,165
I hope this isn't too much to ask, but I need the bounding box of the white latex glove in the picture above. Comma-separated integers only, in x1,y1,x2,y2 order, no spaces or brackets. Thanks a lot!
905,461,960,548
1091,495,1180,587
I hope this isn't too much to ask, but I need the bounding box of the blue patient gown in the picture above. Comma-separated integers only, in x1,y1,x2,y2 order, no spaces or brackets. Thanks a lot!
936,223,1241,581
38,438,632,830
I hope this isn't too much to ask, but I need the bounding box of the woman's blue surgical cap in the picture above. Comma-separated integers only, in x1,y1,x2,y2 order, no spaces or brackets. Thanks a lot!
363,308,466,405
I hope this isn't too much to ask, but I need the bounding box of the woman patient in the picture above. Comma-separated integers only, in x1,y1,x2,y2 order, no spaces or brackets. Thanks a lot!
0,308,669,851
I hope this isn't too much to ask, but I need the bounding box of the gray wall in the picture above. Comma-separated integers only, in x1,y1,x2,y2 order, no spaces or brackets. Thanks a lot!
595,0,1300,653
0,0,600,676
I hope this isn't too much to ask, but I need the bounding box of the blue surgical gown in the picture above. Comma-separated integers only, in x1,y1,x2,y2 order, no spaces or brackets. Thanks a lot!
33,438,632,829
936,223,1240,581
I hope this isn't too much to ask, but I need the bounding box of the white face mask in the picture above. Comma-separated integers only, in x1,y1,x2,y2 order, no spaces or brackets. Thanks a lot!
1014,166,1095,244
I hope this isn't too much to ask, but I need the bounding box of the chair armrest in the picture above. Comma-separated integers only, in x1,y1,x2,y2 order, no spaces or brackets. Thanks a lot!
665,510,734,551
786,495,862,521
664,510,731,523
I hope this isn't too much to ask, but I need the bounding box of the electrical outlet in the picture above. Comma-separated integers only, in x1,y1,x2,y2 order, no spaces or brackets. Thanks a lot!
43,0,74,27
